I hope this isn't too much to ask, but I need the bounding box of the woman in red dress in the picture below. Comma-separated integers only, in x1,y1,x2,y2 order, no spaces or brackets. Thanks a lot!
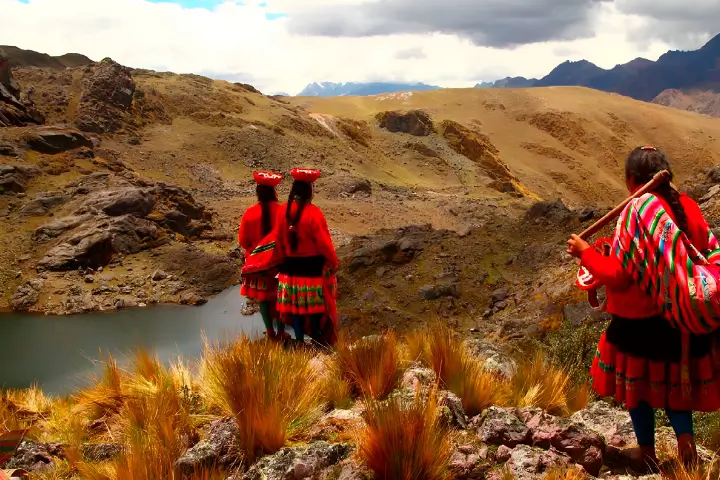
276,168,340,347
567,146,720,472
239,171,287,341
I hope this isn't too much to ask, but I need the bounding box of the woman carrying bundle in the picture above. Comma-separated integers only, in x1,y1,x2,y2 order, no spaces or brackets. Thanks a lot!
567,146,720,473
238,171,287,341
276,168,340,347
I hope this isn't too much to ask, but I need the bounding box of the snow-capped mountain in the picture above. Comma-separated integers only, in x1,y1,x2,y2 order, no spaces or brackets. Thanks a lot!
296,81,441,97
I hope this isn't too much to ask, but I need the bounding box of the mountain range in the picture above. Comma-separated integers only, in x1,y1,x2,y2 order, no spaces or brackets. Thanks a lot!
296,33,720,113
296,81,441,97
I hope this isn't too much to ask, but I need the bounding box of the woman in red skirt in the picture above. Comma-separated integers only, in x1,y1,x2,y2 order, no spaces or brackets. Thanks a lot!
276,168,339,347
239,171,287,341
567,146,720,472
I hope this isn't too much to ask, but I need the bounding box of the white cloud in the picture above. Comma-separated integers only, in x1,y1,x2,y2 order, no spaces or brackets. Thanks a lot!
0,0,709,95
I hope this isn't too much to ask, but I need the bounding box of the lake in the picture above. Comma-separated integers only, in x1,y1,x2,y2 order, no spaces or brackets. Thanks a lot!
0,287,263,396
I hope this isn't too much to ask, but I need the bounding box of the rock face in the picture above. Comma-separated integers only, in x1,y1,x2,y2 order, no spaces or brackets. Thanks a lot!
464,339,516,379
22,126,94,154
4,440,63,472
74,58,136,133
239,442,354,480
19,191,70,217
175,418,242,475
33,174,214,272
0,49,44,127
0,164,40,193
11,279,43,311
524,199,579,226
488,444,579,480
375,110,434,136
346,224,432,273
478,407,531,448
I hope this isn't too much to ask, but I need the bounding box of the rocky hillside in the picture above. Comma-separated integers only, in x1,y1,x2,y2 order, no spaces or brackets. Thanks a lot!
3,45,720,325
653,88,720,117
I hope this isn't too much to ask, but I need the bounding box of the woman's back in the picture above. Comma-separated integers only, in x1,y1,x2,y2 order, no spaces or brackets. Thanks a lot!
278,202,338,268
239,201,283,254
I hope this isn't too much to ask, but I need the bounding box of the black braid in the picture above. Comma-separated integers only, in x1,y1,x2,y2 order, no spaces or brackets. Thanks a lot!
285,180,312,251
256,185,277,237
625,146,689,232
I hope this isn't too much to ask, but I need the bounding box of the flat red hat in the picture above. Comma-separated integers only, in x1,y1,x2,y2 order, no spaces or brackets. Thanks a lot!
290,168,321,183
253,171,283,187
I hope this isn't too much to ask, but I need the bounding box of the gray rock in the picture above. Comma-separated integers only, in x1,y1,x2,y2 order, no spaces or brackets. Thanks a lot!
151,269,168,281
376,110,434,136
80,443,122,462
33,214,94,242
477,407,531,448
180,291,208,306
464,339,516,379
5,440,63,472
11,280,43,311
401,366,437,391
524,199,579,226
420,282,460,300
23,126,94,154
491,287,509,304
175,417,241,475
0,164,40,194
486,444,577,480
438,390,467,429
77,186,157,217
449,444,489,480
240,442,353,480
570,401,636,466
18,192,70,217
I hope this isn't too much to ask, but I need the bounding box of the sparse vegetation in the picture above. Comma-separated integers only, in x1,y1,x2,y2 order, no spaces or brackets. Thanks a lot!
356,388,453,480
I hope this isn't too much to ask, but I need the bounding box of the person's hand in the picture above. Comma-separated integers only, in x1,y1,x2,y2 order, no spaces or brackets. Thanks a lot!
566,234,591,258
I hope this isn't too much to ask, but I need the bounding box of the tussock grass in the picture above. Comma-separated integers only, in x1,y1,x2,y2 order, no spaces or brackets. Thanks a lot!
659,458,720,480
356,388,453,480
201,335,324,464
335,332,402,400
542,467,588,479
405,321,510,416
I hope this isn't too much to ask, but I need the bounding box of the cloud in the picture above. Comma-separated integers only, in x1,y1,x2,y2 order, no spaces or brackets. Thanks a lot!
615,0,719,49
285,0,608,48
0,0,697,95
394,47,426,60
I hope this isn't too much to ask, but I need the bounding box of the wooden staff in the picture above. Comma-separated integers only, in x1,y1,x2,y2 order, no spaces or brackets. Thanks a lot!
578,170,671,240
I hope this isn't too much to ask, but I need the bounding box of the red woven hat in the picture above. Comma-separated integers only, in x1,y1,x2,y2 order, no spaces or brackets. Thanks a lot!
253,171,283,187
290,168,321,183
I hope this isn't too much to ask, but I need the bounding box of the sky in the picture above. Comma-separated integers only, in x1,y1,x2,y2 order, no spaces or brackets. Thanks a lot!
1,0,719,95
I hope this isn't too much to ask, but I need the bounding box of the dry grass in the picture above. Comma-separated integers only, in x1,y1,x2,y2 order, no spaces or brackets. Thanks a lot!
201,335,324,464
510,350,588,416
660,458,720,480
406,322,510,417
356,388,453,480
542,467,588,479
335,333,402,400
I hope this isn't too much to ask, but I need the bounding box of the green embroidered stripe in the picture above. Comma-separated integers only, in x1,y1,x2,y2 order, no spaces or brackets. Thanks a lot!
250,242,276,255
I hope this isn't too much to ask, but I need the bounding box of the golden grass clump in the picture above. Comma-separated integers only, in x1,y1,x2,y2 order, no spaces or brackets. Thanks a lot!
407,322,510,417
510,350,588,416
356,388,453,480
335,332,402,400
201,335,324,464
659,458,720,480
542,466,588,479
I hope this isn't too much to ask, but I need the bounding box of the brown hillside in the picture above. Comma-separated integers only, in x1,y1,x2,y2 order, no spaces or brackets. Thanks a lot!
3,55,720,322
652,88,720,118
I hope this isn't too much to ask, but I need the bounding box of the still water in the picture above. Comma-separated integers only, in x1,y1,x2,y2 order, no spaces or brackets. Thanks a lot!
0,287,262,396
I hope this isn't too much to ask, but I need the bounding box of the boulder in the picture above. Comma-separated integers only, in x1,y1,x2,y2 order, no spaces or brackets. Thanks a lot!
180,291,208,306
477,406,531,448
376,110,434,136
74,58,136,133
36,215,160,271
525,199,578,226
310,409,364,441
18,192,70,217
487,444,579,480
239,442,353,480
80,443,122,462
401,365,437,392
0,50,44,127
0,164,40,194
33,214,94,242
464,339,516,379
22,126,94,154
175,418,242,475
438,390,467,429
76,187,157,217
11,279,43,311
420,282,460,300
518,408,605,476
4,440,63,472
570,401,636,464
449,444,489,480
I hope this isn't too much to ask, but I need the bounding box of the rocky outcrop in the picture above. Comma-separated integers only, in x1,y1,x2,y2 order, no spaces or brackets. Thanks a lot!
32,174,214,273
488,444,580,480
0,49,44,127
175,418,242,475
376,110,434,136
4,440,63,472
19,191,70,217
80,443,122,462
439,120,522,195
477,407,532,448
524,199,579,226
22,126,94,154
238,442,355,480
11,279,43,311
74,58,136,133
345,224,433,273
0,164,40,193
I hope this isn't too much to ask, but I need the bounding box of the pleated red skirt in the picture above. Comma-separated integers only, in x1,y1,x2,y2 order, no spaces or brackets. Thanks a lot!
591,331,720,411
240,273,278,302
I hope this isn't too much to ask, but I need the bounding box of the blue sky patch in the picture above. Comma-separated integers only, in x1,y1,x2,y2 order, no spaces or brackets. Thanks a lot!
266,12,288,20
146,0,236,10
17,0,30,4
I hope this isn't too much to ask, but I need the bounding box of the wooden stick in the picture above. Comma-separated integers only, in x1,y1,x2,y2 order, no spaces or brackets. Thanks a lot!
577,170,671,240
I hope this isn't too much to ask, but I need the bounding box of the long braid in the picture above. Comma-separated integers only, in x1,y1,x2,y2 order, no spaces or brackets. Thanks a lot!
256,185,277,237
625,146,689,233
285,181,312,252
